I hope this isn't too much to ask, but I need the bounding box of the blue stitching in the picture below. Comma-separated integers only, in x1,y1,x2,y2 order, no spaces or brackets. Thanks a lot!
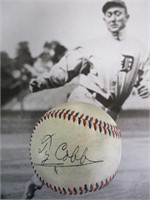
59,111,63,119
65,109,70,114
78,117,81,125
95,118,99,124
79,187,83,195
68,114,71,121
103,121,106,128
75,112,79,117
99,124,102,133
84,184,88,193
98,185,102,190
46,182,49,188
54,186,57,192
85,115,89,120
62,187,66,194
95,182,100,190
105,178,109,186
50,110,55,118
107,126,111,136
73,187,77,194
88,121,92,129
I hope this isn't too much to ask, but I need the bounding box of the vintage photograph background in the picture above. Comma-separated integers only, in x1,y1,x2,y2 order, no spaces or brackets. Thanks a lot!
1,0,150,199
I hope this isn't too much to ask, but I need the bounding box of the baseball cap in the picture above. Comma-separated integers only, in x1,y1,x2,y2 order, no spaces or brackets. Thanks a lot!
102,0,127,13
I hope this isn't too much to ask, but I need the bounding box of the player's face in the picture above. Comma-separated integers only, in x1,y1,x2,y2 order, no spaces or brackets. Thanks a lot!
103,7,129,33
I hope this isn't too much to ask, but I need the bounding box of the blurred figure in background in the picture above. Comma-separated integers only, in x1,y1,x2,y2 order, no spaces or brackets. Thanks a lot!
1,41,33,105
24,41,67,77
48,40,68,64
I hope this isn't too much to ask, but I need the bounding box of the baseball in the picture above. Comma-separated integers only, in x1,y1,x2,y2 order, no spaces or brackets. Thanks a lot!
30,102,122,195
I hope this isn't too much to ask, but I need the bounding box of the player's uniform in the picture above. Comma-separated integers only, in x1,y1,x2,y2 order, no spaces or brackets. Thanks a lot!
33,31,149,120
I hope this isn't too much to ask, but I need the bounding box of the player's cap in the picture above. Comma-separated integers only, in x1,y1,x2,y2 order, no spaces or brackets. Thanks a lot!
102,0,127,13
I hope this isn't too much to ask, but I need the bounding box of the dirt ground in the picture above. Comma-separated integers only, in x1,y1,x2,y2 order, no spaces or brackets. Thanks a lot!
1,111,150,200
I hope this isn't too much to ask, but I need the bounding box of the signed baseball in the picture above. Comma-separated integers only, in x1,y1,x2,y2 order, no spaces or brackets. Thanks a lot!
30,102,121,195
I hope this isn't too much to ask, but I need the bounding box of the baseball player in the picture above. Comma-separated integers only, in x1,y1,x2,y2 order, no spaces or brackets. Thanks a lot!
23,0,150,198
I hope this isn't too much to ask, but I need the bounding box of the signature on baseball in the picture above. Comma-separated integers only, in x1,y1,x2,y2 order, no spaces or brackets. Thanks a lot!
34,134,104,174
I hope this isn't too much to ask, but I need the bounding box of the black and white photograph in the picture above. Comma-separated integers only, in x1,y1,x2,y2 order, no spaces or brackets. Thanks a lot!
1,0,150,199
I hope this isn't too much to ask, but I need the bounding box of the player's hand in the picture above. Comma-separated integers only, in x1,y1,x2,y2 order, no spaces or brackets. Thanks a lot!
29,77,46,93
137,84,150,99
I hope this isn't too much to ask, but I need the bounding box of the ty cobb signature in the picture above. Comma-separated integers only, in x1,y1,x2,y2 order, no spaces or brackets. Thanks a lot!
34,134,104,174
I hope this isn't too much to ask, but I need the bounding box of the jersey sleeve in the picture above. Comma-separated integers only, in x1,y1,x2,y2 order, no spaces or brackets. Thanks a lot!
40,46,93,88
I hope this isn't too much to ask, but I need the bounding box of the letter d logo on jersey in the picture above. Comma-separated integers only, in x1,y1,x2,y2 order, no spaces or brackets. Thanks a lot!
121,55,134,73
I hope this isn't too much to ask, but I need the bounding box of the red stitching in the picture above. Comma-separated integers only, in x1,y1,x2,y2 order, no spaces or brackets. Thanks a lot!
54,112,58,118
58,187,62,193
109,176,112,182
99,120,102,125
61,109,65,113
101,180,105,188
94,186,98,192
112,126,115,137
49,184,53,190
45,113,49,119
79,187,83,193
73,115,76,122
93,123,97,131
90,184,93,191
89,117,93,122
83,119,86,126
70,111,75,115
79,113,84,119
63,113,67,119
68,187,73,194
103,128,107,134
107,123,110,129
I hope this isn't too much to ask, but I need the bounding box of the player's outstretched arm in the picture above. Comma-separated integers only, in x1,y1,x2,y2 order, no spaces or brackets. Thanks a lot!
29,77,48,93
29,63,68,93
29,47,92,93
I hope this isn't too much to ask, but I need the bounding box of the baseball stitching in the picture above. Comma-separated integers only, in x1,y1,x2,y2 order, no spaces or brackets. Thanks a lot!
29,107,121,195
